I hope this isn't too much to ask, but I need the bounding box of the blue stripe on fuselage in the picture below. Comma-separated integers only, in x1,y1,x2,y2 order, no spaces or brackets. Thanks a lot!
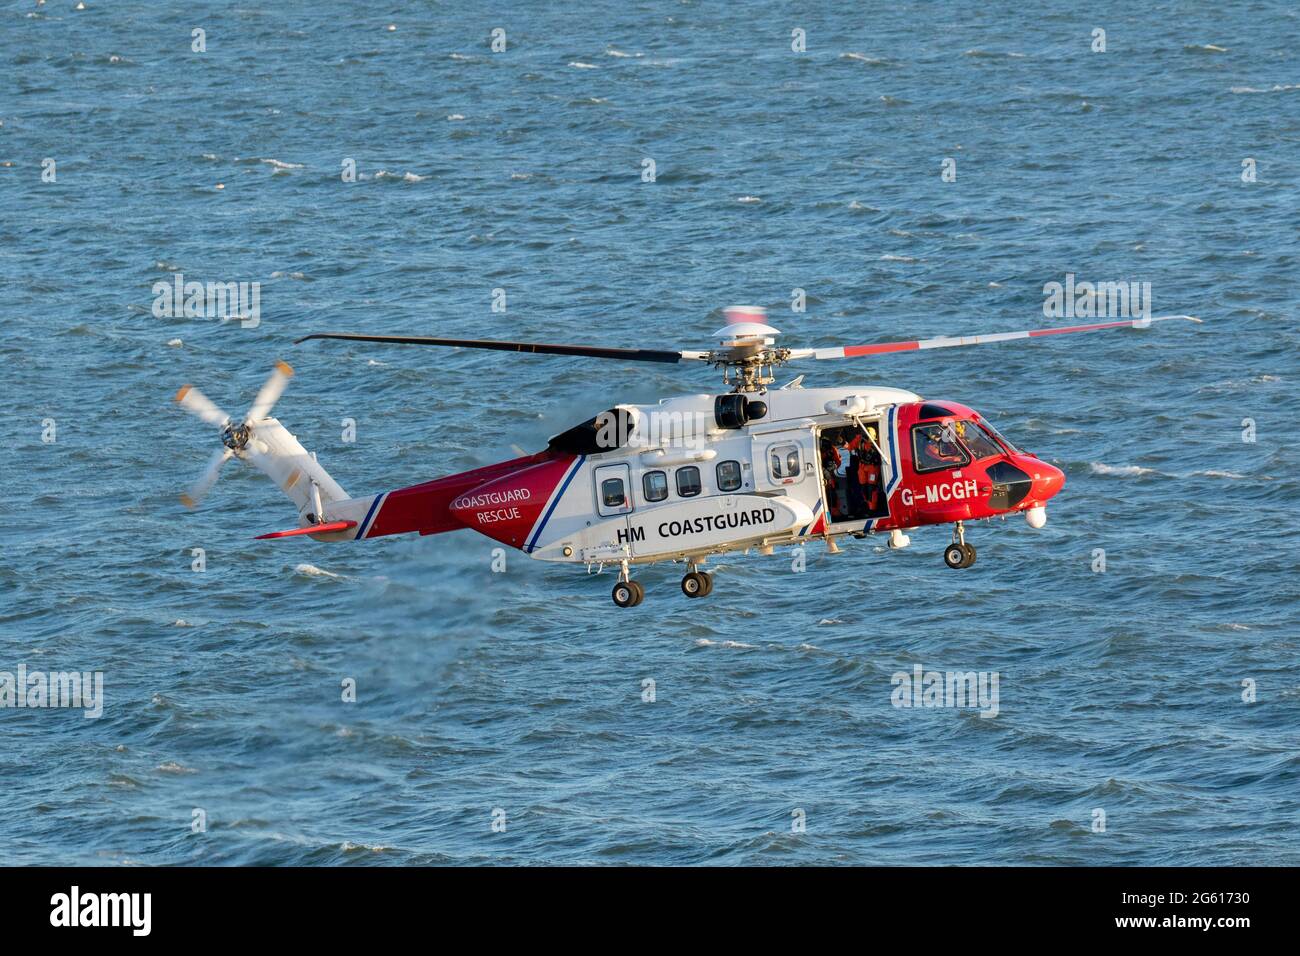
525,455,586,553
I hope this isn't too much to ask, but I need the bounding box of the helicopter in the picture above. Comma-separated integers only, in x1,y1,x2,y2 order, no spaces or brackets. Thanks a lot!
174,306,1198,606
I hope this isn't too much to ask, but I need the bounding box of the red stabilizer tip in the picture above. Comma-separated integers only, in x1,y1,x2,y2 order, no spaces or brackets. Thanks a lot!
254,520,357,540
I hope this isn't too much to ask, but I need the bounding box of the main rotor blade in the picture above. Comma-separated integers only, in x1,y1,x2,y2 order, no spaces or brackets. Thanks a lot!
796,315,1201,361
174,385,231,428
295,332,695,364
246,360,294,422
180,447,235,508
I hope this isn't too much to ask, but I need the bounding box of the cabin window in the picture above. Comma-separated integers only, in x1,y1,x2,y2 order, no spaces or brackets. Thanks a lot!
600,477,627,509
676,466,702,497
769,443,802,481
642,470,668,502
716,459,742,492
912,423,971,473
955,420,1002,460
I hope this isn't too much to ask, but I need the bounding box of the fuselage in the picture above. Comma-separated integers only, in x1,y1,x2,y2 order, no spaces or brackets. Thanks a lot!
441,386,1065,566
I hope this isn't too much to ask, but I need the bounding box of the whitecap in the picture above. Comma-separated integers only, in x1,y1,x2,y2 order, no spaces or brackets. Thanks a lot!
695,638,754,649
447,113,466,121
260,158,304,170
295,563,342,578
568,61,598,69
1230,84,1299,94
879,254,917,262
1088,462,1157,477
166,338,183,347
605,48,642,58
736,195,762,204
374,170,425,182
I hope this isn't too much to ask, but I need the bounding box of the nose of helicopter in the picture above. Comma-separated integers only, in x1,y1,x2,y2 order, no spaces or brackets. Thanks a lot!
1029,459,1065,501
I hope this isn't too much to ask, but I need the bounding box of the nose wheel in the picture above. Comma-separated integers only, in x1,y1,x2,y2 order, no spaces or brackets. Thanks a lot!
943,523,977,569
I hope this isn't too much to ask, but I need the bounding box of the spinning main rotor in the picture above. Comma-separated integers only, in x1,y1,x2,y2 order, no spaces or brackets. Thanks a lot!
295,305,1200,392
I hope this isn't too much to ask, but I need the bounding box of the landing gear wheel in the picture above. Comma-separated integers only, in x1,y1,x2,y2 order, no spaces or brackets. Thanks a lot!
613,580,644,607
681,571,708,598
699,572,713,596
943,543,968,569
960,543,977,568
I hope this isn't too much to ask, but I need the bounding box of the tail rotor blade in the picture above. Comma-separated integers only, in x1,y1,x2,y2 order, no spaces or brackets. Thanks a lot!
246,360,294,422
174,385,231,428
180,447,235,508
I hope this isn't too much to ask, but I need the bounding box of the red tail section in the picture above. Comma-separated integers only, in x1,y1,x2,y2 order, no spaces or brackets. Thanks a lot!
362,451,558,539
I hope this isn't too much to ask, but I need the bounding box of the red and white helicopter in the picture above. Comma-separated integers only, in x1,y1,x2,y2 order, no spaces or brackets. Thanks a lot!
175,307,1198,606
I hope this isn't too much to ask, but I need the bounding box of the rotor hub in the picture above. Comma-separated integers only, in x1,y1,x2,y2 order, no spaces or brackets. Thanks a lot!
221,422,250,450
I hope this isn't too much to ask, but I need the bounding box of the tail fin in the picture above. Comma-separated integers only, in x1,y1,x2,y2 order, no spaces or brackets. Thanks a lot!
243,417,350,522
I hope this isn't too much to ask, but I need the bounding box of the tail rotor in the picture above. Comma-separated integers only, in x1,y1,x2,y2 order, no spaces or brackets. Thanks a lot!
174,362,295,508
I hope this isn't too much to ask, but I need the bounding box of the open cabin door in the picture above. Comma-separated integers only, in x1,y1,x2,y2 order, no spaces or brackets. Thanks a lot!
819,416,892,525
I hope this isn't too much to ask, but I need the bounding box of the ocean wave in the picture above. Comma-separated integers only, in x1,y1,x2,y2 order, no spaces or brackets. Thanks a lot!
1088,462,1159,477
294,563,343,578
840,52,890,66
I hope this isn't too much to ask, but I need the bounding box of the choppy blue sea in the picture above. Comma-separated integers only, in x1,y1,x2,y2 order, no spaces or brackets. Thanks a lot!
2,1,1298,865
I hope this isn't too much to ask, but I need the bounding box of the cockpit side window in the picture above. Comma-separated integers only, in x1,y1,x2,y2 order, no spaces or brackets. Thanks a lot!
912,422,971,472
978,419,1020,454
954,420,1002,460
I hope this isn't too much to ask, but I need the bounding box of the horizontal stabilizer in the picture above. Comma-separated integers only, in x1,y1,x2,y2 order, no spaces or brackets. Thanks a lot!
254,520,357,540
